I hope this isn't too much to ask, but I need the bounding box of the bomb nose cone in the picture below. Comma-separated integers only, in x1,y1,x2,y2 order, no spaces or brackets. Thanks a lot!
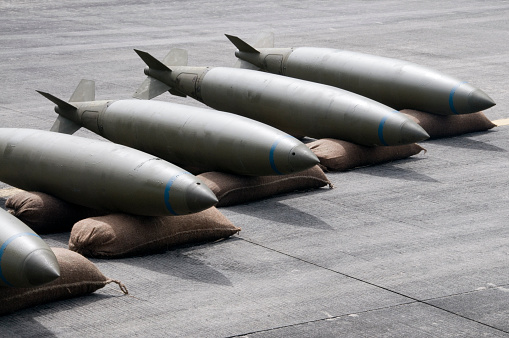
24,250,61,287
468,89,496,113
289,143,320,172
399,120,429,144
185,182,218,213
381,114,429,146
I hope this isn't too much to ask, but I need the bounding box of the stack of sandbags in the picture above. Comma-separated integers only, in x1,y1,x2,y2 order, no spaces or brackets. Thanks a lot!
307,139,425,172
6,191,105,233
0,248,127,316
69,209,241,258
197,165,333,207
305,109,496,172
402,110,496,138
4,191,241,258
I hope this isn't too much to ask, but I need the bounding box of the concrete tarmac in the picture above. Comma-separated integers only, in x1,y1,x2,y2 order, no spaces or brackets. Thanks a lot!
1,0,508,336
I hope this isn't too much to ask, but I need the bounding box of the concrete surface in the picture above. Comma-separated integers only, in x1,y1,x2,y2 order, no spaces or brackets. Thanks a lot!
0,0,508,337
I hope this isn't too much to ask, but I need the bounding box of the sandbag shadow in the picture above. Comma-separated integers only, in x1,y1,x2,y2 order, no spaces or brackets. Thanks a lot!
111,243,234,286
350,158,439,183
227,198,333,230
0,313,58,335
0,290,126,322
425,131,506,152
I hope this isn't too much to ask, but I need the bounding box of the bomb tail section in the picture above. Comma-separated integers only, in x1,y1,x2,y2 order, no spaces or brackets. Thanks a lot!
38,80,111,135
225,34,260,54
37,90,81,134
38,79,97,134
133,49,189,99
226,34,265,69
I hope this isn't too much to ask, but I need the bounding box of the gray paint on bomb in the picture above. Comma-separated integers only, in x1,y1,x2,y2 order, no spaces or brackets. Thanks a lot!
0,129,217,217
0,208,60,288
38,80,319,176
226,34,496,116
133,49,429,147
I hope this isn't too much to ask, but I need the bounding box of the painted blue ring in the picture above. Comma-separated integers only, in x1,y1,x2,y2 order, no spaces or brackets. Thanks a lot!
449,81,467,115
0,232,40,287
270,135,295,175
378,110,401,146
164,172,190,215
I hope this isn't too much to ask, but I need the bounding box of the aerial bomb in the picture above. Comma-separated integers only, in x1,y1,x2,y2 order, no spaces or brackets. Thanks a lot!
0,128,217,216
0,208,60,288
133,49,429,147
38,80,319,176
226,34,496,116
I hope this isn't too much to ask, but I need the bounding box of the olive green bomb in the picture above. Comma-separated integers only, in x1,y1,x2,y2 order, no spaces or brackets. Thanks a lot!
39,80,318,177
0,128,217,217
133,48,429,147
226,34,495,116
0,208,60,288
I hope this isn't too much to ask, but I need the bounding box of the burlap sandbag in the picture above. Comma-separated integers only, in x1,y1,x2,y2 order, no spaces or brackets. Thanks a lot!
401,109,496,139
198,166,333,207
0,248,127,316
69,207,241,258
307,139,425,172
5,191,105,234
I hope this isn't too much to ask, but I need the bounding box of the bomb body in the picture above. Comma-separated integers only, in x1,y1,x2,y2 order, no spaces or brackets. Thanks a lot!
0,128,217,216
134,50,429,147
0,208,60,288
226,34,495,115
39,81,318,176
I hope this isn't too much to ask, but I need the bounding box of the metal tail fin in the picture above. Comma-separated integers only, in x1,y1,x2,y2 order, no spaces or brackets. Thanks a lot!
49,115,82,134
162,48,188,67
227,33,274,69
36,90,82,135
134,49,171,71
133,77,171,100
37,91,77,111
133,49,184,99
225,34,260,54
69,79,95,102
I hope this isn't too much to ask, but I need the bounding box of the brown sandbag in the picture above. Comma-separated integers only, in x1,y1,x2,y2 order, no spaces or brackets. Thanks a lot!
198,166,333,207
307,139,425,172
0,248,127,316
69,207,241,258
5,191,105,234
401,109,496,138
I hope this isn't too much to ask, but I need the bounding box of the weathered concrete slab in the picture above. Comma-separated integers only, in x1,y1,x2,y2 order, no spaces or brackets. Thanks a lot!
222,130,509,301
428,285,509,332
244,302,509,337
